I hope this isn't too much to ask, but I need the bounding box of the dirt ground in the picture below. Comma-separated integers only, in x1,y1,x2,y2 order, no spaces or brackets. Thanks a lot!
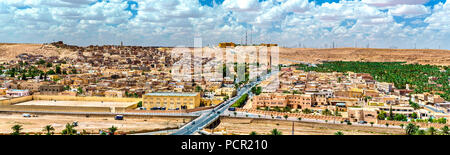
278,47,450,66
0,113,191,135
214,117,405,135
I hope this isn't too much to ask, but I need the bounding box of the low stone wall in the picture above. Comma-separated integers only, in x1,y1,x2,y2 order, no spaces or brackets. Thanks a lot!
377,120,448,128
236,108,347,122
32,95,142,103
0,96,33,106
0,105,112,113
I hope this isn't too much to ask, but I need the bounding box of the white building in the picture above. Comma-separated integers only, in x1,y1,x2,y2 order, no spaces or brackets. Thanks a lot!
6,89,30,97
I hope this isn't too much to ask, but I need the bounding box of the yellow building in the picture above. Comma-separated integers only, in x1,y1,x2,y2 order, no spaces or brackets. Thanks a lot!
142,92,200,110
0,88,7,95
260,43,278,47
214,87,237,98
218,42,236,48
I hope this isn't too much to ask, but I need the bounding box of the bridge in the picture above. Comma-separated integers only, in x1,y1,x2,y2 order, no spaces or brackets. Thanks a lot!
170,71,277,135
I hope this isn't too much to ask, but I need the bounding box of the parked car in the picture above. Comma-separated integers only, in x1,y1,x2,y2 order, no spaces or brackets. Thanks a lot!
228,107,236,111
115,115,124,120
22,113,31,118
358,121,367,124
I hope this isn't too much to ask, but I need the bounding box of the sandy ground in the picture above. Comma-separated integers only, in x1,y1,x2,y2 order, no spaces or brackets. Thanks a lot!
278,47,450,66
0,43,76,63
0,113,191,135
213,117,405,135
16,100,136,108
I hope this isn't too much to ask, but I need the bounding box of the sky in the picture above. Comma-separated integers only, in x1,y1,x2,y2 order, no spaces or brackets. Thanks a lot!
0,0,449,49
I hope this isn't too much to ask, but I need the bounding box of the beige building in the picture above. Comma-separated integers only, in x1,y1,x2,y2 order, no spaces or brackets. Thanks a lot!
142,92,200,110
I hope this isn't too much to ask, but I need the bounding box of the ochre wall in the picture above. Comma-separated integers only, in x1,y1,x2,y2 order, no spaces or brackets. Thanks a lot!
32,95,141,103
0,96,33,106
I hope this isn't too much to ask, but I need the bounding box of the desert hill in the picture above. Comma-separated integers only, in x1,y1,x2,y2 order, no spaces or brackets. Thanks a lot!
1,43,449,66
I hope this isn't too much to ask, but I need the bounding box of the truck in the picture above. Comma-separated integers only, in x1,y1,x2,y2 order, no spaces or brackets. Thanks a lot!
228,107,236,111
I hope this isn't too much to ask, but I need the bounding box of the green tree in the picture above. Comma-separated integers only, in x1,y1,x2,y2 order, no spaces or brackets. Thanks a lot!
249,131,258,135
322,109,332,116
400,124,404,129
108,126,118,135
11,124,23,135
61,123,77,135
411,112,418,119
46,62,53,68
370,122,374,127
405,123,418,135
77,87,83,95
428,127,436,135
416,129,426,135
55,66,61,74
43,125,55,135
195,86,202,92
440,126,449,135
137,101,143,107
283,115,288,120
334,131,344,135
377,110,386,120
270,129,282,135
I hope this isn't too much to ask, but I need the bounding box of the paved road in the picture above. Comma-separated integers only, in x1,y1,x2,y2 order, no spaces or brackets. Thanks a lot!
170,72,277,135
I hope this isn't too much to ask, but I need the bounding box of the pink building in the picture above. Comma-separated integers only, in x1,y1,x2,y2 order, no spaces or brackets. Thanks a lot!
6,89,30,97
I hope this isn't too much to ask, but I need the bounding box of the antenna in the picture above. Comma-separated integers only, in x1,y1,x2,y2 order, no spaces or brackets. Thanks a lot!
245,31,248,45
250,28,253,45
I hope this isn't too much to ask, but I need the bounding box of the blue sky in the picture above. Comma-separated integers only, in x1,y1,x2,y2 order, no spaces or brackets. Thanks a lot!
0,0,449,49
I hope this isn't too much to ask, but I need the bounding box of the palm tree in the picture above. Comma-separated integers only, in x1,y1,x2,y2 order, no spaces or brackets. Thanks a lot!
271,129,282,135
334,131,344,135
233,112,237,117
405,123,418,135
11,124,23,135
61,123,77,135
416,129,426,135
441,126,449,135
400,124,404,129
249,131,258,135
43,125,55,135
108,126,118,135
370,122,374,127
428,127,436,135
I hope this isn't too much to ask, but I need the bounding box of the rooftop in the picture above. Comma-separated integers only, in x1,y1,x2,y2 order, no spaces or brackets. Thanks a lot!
144,92,198,97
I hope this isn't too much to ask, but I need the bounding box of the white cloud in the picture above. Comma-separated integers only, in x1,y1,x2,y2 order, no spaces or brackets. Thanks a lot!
390,4,430,17
362,0,430,8
0,0,448,49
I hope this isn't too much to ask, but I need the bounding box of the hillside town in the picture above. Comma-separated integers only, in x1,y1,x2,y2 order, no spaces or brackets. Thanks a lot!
0,41,449,136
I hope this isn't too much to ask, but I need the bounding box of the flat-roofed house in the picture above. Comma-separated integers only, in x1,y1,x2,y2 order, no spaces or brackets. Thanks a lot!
142,92,200,110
